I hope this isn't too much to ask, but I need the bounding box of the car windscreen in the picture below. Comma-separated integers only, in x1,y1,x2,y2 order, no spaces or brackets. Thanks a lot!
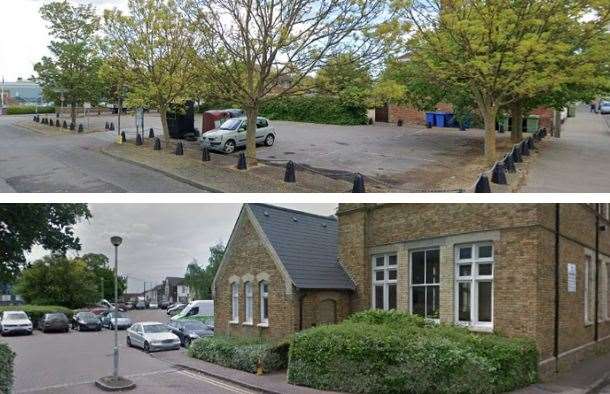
183,321,207,330
220,118,242,130
5,312,28,320
47,313,68,321
143,324,170,334
78,312,97,319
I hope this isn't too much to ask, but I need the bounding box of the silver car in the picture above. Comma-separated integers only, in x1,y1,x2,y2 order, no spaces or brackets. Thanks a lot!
0,311,33,336
200,116,276,154
126,322,181,352
600,101,610,115
101,311,132,330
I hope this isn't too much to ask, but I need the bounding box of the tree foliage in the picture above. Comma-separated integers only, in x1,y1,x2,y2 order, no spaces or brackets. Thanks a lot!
79,253,127,300
315,54,373,107
184,242,225,300
0,204,91,284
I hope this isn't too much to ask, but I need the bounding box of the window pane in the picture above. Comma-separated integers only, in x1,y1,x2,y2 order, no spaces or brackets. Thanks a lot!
426,249,440,284
388,269,397,280
375,256,385,267
388,255,397,266
375,270,384,281
459,264,471,277
263,297,268,319
478,263,492,276
478,245,492,259
412,251,425,284
458,282,471,322
388,284,397,310
459,247,472,260
375,285,384,309
426,286,440,319
478,282,492,322
412,286,426,317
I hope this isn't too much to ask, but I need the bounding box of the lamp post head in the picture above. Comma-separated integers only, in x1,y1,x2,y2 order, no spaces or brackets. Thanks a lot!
110,236,123,247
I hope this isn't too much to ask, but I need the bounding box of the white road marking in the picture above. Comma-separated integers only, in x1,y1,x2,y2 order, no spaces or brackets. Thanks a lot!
177,370,255,394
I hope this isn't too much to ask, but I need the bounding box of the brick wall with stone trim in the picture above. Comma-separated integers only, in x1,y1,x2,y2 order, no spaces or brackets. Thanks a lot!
214,214,298,340
299,290,351,330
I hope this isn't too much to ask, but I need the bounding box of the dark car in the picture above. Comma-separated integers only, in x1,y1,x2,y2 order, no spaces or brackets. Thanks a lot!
167,319,213,348
38,313,70,333
72,312,102,331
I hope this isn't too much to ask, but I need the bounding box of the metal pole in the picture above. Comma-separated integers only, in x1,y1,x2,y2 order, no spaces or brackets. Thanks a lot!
101,277,104,300
1,77,4,115
118,95,122,136
113,244,119,382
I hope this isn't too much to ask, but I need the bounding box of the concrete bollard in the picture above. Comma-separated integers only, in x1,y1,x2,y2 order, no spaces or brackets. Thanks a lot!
148,128,154,139
121,131,126,143
352,173,366,193
175,141,184,156
504,153,516,173
153,138,161,150
491,162,507,185
202,147,211,162
284,161,296,183
474,174,491,193
136,133,143,146
237,153,247,170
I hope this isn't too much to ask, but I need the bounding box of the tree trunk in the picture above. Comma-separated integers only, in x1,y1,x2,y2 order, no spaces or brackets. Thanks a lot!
160,107,170,145
553,109,562,138
482,107,497,165
70,101,77,126
245,105,259,166
510,103,523,142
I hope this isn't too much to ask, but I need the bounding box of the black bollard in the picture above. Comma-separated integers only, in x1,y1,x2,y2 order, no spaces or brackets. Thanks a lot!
512,145,522,163
69,122,75,131
352,173,366,193
153,137,161,150
504,153,516,173
56,119,61,127
109,122,115,131
33,116,37,122
474,174,491,193
284,160,296,183
121,131,126,143
148,128,154,139
542,127,547,137
105,122,109,130
397,119,403,127
491,162,507,185
136,133,143,146
202,147,211,162
63,121,68,129
78,124,84,133
520,140,530,156
237,153,247,170
527,136,534,150
174,141,184,156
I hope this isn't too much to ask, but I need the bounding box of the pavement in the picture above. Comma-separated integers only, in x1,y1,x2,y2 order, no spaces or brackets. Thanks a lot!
520,106,610,192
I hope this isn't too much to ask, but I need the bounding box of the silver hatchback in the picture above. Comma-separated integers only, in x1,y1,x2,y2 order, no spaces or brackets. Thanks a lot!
200,116,276,154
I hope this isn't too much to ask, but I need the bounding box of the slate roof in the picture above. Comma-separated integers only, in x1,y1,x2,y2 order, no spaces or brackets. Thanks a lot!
247,204,355,290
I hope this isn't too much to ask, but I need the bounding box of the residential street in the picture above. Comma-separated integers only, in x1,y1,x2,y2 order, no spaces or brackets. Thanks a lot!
0,116,202,193
2,309,254,393
520,107,610,192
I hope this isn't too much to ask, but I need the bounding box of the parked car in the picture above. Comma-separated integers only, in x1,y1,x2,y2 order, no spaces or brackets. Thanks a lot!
72,311,102,331
166,303,186,316
0,311,33,336
159,301,170,310
199,116,276,154
134,301,146,310
202,109,244,133
167,319,213,348
101,311,132,330
171,300,214,326
600,101,610,115
126,322,181,353
148,302,158,309
38,313,70,333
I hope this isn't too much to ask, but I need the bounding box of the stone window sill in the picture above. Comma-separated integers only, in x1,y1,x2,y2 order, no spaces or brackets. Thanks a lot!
257,322,269,328
242,321,254,326
467,324,493,333
229,320,239,325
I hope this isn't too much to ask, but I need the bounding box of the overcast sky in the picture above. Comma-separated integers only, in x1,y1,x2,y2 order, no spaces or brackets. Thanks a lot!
27,203,337,293
0,0,128,82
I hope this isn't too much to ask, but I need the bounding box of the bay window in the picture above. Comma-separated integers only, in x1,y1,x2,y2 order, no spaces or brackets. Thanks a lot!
455,243,494,329
410,248,440,319
372,253,397,310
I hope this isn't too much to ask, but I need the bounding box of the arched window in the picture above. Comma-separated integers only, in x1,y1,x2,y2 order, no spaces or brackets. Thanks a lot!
259,281,269,325
244,282,253,324
231,282,239,322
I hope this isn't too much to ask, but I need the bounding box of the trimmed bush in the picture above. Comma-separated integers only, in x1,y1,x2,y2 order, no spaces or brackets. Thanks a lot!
260,95,367,125
5,106,55,115
288,310,538,393
0,305,74,325
0,343,15,394
188,335,289,374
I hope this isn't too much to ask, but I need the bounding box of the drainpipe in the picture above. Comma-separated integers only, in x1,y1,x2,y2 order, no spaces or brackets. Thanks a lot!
554,204,560,373
595,205,600,342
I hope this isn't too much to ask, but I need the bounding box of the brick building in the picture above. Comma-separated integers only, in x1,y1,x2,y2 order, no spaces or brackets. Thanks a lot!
214,203,610,378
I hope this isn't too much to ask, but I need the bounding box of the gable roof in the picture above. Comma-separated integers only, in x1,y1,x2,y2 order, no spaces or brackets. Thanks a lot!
247,204,355,290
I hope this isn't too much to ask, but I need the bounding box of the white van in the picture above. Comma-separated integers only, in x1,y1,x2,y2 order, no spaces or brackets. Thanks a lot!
170,300,214,326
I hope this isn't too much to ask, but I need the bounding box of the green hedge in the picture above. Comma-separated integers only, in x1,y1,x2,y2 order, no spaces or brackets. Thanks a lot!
0,305,74,325
260,95,367,125
288,310,538,393
5,106,55,115
0,343,14,394
188,335,289,374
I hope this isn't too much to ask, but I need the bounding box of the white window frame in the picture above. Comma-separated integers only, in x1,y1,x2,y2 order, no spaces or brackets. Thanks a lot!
230,282,239,323
371,253,398,310
258,281,269,327
244,282,253,325
409,248,441,321
454,242,494,331
585,253,595,326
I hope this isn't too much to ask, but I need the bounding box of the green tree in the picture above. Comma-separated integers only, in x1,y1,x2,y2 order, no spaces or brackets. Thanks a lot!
15,255,99,309
34,1,102,125
102,0,200,143
184,242,225,300
78,253,127,300
315,54,373,107
0,204,91,284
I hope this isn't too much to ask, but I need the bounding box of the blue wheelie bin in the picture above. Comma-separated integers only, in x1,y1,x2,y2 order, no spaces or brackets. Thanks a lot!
425,112,436,127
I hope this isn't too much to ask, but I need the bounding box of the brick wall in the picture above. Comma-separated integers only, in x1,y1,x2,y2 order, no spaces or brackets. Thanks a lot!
300,290,351,329
387,103,453,125
530,106,554,131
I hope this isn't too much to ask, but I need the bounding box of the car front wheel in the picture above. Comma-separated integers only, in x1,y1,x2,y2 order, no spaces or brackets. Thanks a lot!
264,134,275,146
143,341,151,353
184,338,191,348
126,336,132,347
223,140,236,154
